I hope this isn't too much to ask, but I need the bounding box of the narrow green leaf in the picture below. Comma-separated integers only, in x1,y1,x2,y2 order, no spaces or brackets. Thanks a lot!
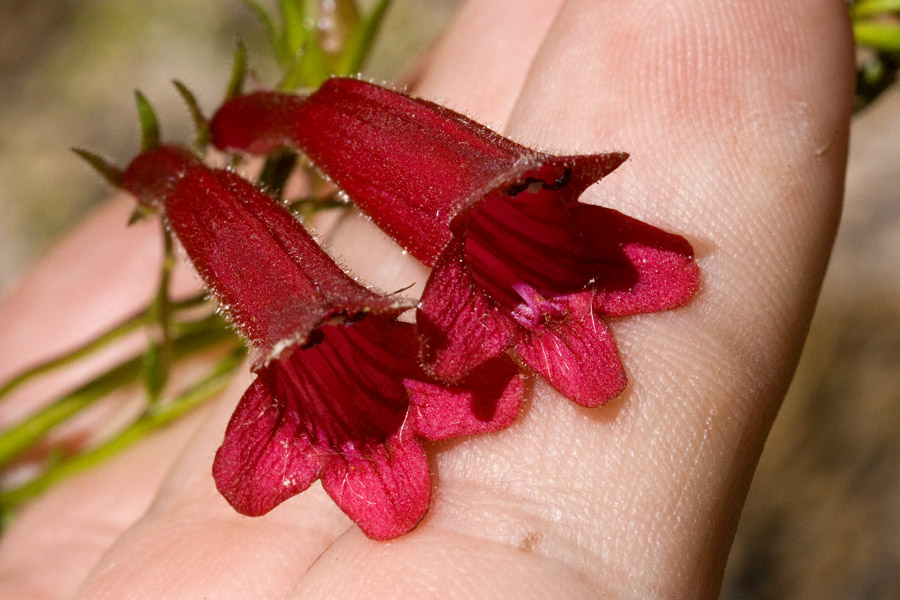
0,294,208,402
0,319,233,467
71,148,124,189
0,356,143,467
240,0,289,68
279,0,308,57
135,91,161,151
855,21,900,52
335,0,391,76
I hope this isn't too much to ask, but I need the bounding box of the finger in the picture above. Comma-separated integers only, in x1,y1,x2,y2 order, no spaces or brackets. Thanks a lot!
295,0,855,598
464,0,853,592
411,0,566,126
502,0,854,584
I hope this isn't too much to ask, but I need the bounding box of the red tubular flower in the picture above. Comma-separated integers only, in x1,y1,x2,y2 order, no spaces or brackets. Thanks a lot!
122,145,523,540
210,78,700,407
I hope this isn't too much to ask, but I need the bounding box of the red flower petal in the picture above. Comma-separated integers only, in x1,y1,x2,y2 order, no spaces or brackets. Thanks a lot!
124,146,398,360
320,434,431,540
263,316,416,449
213,378,321,516
406,354,523,441
567,206,700,316
514,297,626,407
417,238,517,382
461,156,631,315
211,81,525,265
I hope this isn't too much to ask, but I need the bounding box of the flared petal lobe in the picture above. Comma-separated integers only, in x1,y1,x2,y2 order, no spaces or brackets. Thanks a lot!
213,311,521,538
212,315,430,537
416,238,517,382
513,296,626,407
321,435,430,541
212,377,321,517
406,354,523,440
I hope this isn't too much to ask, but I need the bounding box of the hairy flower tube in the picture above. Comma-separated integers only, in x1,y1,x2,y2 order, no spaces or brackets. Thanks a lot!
210,79,700,407
122,145,523,539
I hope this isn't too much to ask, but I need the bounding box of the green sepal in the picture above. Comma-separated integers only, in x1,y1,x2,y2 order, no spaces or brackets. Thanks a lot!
172,80,210,150
335,0,391,76
71,148,124,189
127,205,157,225
135,91,161,152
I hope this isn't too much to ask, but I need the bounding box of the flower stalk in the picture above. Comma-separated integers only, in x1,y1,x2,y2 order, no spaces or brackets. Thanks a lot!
0,314,236,469
142,224,176,404
0,345,245,516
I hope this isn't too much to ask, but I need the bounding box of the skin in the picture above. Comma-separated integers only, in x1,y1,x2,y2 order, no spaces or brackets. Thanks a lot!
0,0,854,598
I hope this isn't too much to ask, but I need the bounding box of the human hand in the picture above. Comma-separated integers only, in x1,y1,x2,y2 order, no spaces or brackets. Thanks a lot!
0,0,853,598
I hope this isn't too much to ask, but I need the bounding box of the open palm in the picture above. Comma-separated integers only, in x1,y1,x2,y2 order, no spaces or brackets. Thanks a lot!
0,0,853,598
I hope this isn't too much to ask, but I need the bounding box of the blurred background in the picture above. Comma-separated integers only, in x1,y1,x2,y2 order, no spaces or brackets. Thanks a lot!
0,0,459,291
1,1,899,597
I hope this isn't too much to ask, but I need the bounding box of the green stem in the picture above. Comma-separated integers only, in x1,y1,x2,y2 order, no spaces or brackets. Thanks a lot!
143,225,176,403
335,0,392,76
854,20,900,52
0,294,208,402
289,193,347,220
851,0,900,19
0,317,233,467
258,151,299,200
0,347,245,512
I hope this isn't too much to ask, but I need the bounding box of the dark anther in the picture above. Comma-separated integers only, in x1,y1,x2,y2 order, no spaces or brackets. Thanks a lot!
504,177,542,196
504,169,571,196
345,311,368,324
300,328,325,349
504,180,530,196
542,169,571,191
